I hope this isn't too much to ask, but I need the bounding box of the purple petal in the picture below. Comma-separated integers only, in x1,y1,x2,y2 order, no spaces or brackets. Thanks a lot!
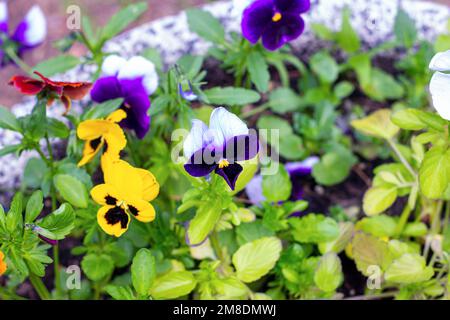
39,234,58,246
262,14,305,50
223,133,259,162
245,174,266,206
215,163,243,190
184,119,209,159
184,147,218,177
241,0,274,44
285,156,319,176
274,0,310,14
12,5,46,48
121,92,151,139
91,76,123,102
0,2,7,34
207,107,249,149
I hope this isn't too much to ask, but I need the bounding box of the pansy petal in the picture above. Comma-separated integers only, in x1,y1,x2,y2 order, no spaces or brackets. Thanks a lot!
429,72,450,121
215,163,243,190
223,133,259,162
0,2,8,34
103,160,143,201
275,0,310,14
8,75,44,95
262,14,304,51
117,56,159,95
135,168,160,201
208,107,249,148
62,83,93,100
12,5,46,47
97,205,130,237
106,109,127,123
184,119,209,159
102,55,127,76
184,147,219,177
77,119,110,140
103,124,127,160
78,138,103,167
245,174,266,206
127,198,156,223
121,91,151,139
429,51,450,72
285,156,319,176
90,76,123,103
241,0,274,43
90,184,121,206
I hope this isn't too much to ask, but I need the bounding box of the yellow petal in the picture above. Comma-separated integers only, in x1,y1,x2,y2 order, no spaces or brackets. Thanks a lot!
136,168,160,201
0,251,4,260
103,123,126,157
77,138,104,167
127,198,156,223
97,205,130,237
0,261,6,275
90,184,122,206
77,119,111,140
103,160,143,201
107,109,127,123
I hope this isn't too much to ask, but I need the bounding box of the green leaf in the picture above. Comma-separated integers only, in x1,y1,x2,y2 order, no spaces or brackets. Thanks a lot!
53,174,89,208
150,271,197,299
362,68,404,102
290,214,340,244
0,106,21,132
232,159,258,194
0,144,22,157
394,8,417,48
81,253,115,281
348,53,372,87
186,9,225,44
334,81,355,99
385,254,433,284
82,98,124,120
318,222,354,254
351,232,392,276
236,221,275,246
336,7,361,53
312,145,356,186
187,199,222,245
232,237,282,283
25,190,44,223
419,146,450,199
32,55,81,77
351,109,399,140
268,87,302,113
141,48,163,71
278,134,304,160
257,115,293,138
37,203,75,239
247,51,270,93
131,248,156,297
105,285,135,300
391,109,427,131
100,2,147,42
363,185,398,216
262,164,292,202
314,253,343,292
310,51,339,84
47,118,70,138
24,157,49,189
204,87,261,105
6,192,24,233
311,23,335,41
358,215,397,238
22,101,47,140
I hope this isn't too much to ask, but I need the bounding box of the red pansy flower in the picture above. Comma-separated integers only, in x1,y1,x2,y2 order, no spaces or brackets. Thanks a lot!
9,71,92,113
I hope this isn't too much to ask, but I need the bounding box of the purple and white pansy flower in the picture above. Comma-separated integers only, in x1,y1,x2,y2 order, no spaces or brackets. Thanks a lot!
183,107,259,190
246,156,319,206
429,50,450,121
0,3,46,64
241,0,310,51
91,55,159,139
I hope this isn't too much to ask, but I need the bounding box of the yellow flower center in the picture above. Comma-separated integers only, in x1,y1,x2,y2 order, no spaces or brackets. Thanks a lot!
272,12,282,22
218,159,230,169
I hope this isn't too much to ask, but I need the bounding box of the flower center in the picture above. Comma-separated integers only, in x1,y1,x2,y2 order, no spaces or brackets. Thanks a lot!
272,12,282,22
218,159,230,169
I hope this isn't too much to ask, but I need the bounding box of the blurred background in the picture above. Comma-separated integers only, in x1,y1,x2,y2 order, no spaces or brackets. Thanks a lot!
1,0,449,107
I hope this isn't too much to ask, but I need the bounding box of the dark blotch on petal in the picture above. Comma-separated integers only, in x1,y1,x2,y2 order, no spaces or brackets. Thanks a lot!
184,147,219,177
105,206,129,229
215,163,243,190
105,195,117,205
89,137,102,151
224,133,259,162
262,14,305,51
128,205,139,216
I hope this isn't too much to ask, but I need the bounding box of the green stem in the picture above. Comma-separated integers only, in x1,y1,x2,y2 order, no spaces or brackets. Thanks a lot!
395,205,412,237
387,139,416,178
241,103,270,119
5,48,34,76
210,231,224,262
29,273,51,300
443,201,450,233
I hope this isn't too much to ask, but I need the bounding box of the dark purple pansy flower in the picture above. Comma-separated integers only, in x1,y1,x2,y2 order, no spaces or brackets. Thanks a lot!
26,224,58,246
241,0,310,51
183,107,259,190
246,156,319,205
90,55,159,139
0,4,46,64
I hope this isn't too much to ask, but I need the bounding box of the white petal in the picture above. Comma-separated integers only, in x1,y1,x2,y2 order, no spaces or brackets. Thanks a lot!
117,56,159,95
208,107,248,147
429,51,450,72
0,2,7,26
183,119,209,158
429,72,450,121
23,5,46,46
102,55,127,76
232,0,254,17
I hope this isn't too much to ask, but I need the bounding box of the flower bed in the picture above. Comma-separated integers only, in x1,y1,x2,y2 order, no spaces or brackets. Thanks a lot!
0,0,450,300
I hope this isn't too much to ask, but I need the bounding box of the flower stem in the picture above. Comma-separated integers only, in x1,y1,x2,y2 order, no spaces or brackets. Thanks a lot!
4,48,34,76
29,273,51,300
395,204,412,237
387,139,416,178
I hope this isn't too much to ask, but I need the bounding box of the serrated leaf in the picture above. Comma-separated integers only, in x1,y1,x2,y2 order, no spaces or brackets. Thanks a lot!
351,232,392,276
385,254,433,284
351,109,399,140
363,185,398,216
81,253,115,281
314,253,343,292
419,146,450,199
290,214,340,244
150,271,197,299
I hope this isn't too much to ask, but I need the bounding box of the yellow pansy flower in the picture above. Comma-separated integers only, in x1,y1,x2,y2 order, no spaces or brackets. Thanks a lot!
77,109,127,166
91,159,160,237
0,251,7,276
